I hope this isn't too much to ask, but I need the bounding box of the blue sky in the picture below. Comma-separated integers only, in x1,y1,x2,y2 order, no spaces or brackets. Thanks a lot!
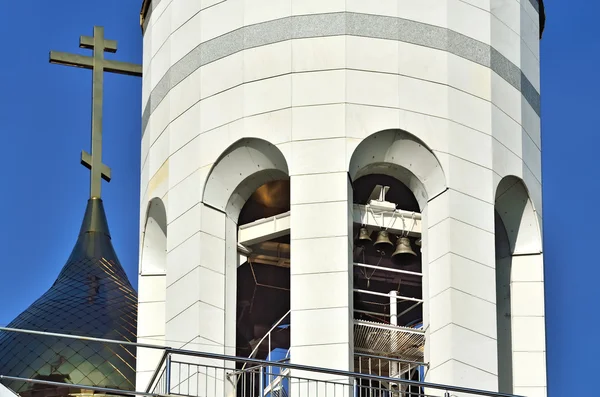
0,1,595,395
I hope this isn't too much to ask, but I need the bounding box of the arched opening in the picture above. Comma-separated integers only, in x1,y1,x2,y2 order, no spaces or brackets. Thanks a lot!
137,197,167,390
140,198,167,275
201,138,290,396
494,176,544,394
236,179,291,360
349,129,446,396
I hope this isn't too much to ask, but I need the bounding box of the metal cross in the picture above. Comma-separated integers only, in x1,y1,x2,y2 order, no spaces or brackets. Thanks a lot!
50,26,142,199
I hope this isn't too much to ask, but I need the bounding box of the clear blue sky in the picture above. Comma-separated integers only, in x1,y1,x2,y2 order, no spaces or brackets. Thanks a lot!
0,1,595,395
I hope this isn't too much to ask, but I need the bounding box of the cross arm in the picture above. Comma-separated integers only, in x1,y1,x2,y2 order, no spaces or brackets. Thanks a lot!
80,36,117,53
81,151,112,182
49,51,93,69
103,60,143,77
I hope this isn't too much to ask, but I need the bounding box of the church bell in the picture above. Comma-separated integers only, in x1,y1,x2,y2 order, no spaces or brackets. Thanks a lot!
374,230,393,247
392,237,417,257
357,227,372,243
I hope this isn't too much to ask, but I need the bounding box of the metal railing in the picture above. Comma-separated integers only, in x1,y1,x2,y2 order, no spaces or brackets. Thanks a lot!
146,348,520,397
0,326,521,397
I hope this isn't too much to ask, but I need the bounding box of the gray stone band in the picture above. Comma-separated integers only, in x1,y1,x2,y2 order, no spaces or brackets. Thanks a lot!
142,12,541,135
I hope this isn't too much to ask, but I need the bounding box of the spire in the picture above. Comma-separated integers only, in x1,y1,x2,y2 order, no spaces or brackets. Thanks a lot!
78,197,111,238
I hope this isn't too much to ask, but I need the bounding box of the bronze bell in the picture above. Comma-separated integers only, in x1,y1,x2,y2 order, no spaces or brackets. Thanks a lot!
415,239,422,247
358,227,372,243
374,230,393,247
392,237,417,257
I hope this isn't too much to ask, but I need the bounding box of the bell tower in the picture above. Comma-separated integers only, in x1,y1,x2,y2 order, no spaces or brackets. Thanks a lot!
138,1,547,396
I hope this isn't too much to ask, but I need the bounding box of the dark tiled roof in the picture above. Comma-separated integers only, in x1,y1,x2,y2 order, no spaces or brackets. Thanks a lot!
0,198,137,395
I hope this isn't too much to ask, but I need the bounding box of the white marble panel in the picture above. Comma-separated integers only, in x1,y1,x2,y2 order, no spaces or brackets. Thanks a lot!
522,132,542,182
200,52,243,100
170,11,202,65
149,133,170,181
291,201,349,240
448,87,492,134
171,0,204,32
429,189,495,233
397,0,448,27
290,138,346,175
398,76,448,121
346,0,397,16
447,122,493,169
492,139,523,180
138,301,167,337
291,236,350,275
345,104,401,140
436,153,494,203
430,323,498,375
291,307,351,346
398,42,447,85
347,70,400,109
448,0,491,44
491,0,521,34
149,39,172,93
244,0,291,25
291,272,350,310
491,13,521,67
200,85,244,133
243,41,292,82
292,104,345,141
197,266,226,309
292,36,346,73
200,0,243,43
200,204,227,240
167,203,202,251
148,93,171,146
291,0,345,15
291,343,351,370
346,36,398,74
514,387,547,397
521,42,540,92
511,254,544,282
291,172,348,204
150,3,172,59
447,53,492,101
243,74,292,116
167,232,201,285
511,282,545,317
198,231,226,274
492,72,522,125
430,288,497,339
292,70,345,107
492,104,522,155
513,352,547,387
139,275,167,302
429,253,496,303
512,316,546,352
427,359,498,392
238,108,292,144
169,69,202,130
521,4,540,59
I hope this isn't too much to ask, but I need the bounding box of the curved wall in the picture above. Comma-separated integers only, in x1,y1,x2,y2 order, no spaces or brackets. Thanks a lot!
138,1,544,394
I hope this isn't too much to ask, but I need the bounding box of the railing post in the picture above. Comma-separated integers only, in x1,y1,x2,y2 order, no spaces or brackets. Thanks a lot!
259,366,264,397
165,353,172,395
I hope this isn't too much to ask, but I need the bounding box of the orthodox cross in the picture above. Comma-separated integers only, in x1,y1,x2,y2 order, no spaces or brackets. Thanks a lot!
50,26,142,199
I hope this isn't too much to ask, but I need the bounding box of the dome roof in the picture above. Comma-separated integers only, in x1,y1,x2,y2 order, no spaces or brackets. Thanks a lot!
0,198,137,396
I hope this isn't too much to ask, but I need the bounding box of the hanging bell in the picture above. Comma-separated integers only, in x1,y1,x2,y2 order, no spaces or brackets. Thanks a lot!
392,237,417,257
374,230,393,247
415,239,422,247
357,227,372,243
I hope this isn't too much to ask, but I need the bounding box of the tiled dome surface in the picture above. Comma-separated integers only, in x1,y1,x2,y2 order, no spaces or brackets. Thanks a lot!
0,199,137,394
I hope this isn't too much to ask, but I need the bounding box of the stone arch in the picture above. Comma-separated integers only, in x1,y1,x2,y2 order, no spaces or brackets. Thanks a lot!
140,197,167,275
348,129,446,210
494,175,545,394
203,138,289,222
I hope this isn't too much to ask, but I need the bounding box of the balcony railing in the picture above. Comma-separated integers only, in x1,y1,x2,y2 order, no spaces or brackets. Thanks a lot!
146,348,519,397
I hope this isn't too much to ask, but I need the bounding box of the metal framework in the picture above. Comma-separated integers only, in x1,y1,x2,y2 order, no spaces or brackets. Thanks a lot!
0,327,522,397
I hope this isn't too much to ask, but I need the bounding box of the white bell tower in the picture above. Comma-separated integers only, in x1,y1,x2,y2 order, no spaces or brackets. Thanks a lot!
137,1,546,396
